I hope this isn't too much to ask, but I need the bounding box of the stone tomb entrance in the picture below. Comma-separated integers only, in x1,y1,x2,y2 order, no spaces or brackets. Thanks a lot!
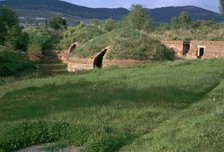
183,41,190,56
67,42,78,58
93,47,110,68
197,45,205,59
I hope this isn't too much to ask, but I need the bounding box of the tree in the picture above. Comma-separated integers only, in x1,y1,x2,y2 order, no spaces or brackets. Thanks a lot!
89,19,104,28
48,16,67,30
170,11,191,30
221,0,224,16
159,23,170,31
0,7,29,51
75,19,81,26
122,4,154,32
178,11,191,29
220,0,224,17
6,26,29,51
103,18,116,31
0,7,19,45
170,16,179,29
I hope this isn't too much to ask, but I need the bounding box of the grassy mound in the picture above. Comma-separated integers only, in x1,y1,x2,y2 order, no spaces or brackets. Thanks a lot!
71,28,174,60
0,59,224,151
56,25,105,50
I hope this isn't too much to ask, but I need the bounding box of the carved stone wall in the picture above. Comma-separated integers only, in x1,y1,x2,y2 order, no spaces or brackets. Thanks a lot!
67,58,144,72
67,58,93,72
189,41,224,58
161,40,224,59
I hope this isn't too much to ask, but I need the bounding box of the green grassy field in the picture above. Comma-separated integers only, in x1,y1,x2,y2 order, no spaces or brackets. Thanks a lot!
0,59,224,152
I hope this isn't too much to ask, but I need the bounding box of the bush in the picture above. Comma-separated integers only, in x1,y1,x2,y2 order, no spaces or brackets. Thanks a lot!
0,49,33,76
48,16,67,30
103,18,117,32
153,47,175,60
27,43,42,53
24,27,61,52
9,31,29,51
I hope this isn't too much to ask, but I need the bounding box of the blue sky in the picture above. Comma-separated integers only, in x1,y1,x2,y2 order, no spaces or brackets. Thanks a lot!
64,0,221,13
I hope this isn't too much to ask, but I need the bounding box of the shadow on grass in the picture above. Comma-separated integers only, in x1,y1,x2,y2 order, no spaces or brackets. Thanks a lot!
0,80,219,121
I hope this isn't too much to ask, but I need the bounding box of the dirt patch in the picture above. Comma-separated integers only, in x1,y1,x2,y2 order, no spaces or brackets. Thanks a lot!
16,144,81,152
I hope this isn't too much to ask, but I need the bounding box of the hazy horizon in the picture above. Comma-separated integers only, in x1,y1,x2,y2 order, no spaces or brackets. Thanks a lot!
64,0,220,13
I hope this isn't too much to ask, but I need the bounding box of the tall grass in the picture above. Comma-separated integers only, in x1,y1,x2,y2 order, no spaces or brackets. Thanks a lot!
152,22,224,41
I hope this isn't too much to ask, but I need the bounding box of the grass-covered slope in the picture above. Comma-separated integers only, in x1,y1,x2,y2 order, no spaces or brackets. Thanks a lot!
0,59,224,151
0,46,33,77
71,28,174,60
56,25,105,50
121,81,224,152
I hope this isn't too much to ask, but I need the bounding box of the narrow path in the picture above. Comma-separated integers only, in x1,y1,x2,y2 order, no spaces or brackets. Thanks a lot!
38,63,67,76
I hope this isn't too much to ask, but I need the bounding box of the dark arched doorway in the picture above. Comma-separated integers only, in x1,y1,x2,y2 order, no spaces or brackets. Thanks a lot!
68,42,78,54
66,42,78,60
93,49,108,68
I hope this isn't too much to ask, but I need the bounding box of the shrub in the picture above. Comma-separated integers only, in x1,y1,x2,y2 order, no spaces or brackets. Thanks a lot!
103,18,117,32
24,27,61,52
48,16,67,30
0,49,33,76
153,47,175,60
27,43,42,53
10,31,30,51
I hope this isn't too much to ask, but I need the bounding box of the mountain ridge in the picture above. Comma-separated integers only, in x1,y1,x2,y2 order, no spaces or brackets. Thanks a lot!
0,0,222,25
148,5,222,23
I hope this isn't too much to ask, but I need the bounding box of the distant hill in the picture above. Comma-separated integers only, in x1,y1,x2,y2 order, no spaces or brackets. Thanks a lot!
148,6,223,23
0,0,128,19
0,0,129,25
0,0,222,25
